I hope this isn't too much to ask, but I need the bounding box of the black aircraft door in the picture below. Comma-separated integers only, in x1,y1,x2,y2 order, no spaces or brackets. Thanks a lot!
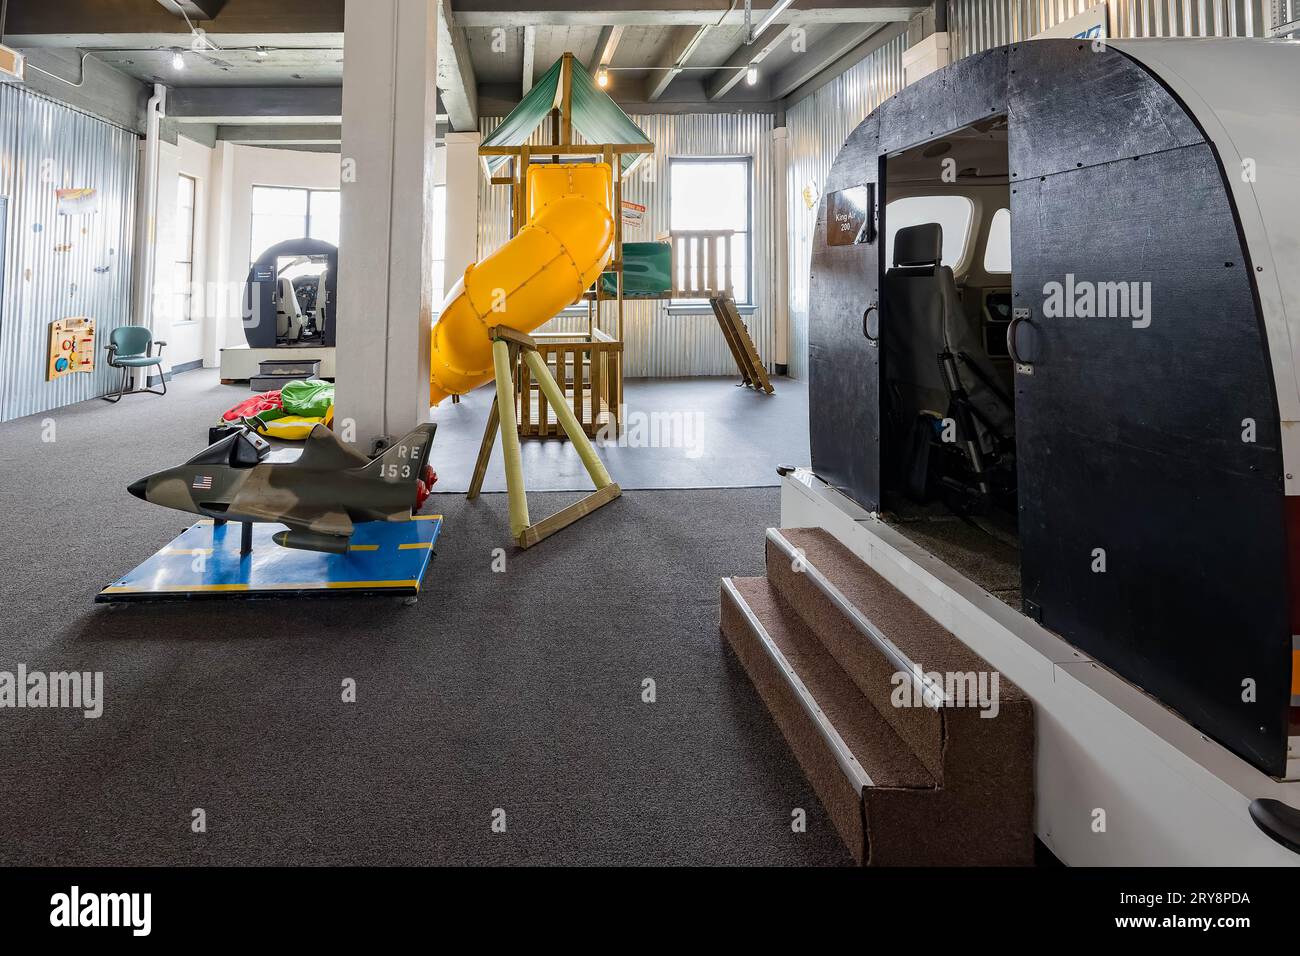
808,133,883,511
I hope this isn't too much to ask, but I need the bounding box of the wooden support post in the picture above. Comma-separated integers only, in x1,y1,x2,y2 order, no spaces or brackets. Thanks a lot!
560,53,574,145
492,338,530,539
469,325,621,549
467,397,501,500
519,144,531,231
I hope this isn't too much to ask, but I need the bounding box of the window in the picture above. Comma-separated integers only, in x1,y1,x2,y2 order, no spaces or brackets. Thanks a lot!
174,174,197,323
432,184,447,308
250,186,341,261
884,195,974,272
983,207,1012,274
669,157,751,305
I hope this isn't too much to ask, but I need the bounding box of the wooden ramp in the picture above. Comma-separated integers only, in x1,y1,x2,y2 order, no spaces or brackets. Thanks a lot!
709,295,773,394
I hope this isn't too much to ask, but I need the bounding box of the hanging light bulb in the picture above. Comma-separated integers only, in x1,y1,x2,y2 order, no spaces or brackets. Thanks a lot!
171,49,186,71
596,66,610,88
746,62,758,86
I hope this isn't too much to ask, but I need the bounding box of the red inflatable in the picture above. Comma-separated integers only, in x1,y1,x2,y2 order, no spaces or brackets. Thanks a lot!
222,390,282,422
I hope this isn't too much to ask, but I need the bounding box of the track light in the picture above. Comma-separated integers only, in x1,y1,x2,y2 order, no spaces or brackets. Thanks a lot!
746,63,758,86
596,66,609,88
171,49,185,71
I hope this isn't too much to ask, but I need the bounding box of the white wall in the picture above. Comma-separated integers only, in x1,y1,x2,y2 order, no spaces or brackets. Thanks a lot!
150,134,216,372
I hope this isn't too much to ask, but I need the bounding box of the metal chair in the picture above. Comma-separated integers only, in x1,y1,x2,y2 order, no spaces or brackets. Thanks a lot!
103,326,167,402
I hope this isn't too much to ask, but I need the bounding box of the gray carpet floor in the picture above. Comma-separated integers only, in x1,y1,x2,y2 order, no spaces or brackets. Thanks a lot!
0,370,849,866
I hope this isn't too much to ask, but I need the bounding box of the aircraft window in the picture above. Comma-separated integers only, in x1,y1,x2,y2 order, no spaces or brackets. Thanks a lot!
884,196,973,271
984,208,1012,274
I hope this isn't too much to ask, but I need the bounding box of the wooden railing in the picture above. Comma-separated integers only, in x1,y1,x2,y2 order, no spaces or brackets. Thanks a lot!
517,329,623,439
668,230,734,298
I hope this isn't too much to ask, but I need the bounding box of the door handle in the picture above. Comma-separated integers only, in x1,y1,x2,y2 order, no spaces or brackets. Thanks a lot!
1008,308,1031,371
863,304,879,343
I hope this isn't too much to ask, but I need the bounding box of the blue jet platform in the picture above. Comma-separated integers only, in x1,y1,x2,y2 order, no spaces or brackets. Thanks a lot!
96,515,443,602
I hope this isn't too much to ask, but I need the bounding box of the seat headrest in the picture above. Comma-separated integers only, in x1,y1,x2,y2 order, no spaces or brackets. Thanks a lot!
893,223,943,267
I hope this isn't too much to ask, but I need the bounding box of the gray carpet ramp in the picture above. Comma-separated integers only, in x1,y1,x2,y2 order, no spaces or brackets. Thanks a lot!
719,527,1036,865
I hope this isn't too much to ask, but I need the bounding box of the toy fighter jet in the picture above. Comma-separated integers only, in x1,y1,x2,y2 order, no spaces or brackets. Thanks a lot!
128,423,437,554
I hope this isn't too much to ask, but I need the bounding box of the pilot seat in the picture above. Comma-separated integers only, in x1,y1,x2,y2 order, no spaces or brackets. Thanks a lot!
882,222,1016,514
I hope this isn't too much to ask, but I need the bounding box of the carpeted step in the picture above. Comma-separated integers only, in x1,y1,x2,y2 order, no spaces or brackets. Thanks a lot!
722,527,1036,865
721,575,937,864
766,526,1031,780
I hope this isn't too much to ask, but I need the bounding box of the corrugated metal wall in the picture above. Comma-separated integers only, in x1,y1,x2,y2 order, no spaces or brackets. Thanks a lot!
785,31,909,379
479,111,779,378
1275,0,1300,33
784,0,1269,378
950,0,1267,55
0,85,137,421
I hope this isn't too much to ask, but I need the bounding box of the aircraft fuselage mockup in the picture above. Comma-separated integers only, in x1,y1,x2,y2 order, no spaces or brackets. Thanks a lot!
128,423,437,554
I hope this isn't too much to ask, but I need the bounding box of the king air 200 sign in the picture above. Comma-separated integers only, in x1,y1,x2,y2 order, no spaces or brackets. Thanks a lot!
826,184,876,246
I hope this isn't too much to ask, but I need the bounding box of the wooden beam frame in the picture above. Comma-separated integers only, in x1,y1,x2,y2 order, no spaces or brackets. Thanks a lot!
469,326,622,549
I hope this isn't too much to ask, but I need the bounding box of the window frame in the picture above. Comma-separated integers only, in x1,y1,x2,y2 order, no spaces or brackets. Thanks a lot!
667,155,754,308
882,194,976,275
982,206,1012,275
431,182,448,308
249,185,342,265
174,173,198,325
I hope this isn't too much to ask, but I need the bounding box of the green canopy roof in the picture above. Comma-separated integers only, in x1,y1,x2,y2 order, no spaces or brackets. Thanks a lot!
481,56,652,176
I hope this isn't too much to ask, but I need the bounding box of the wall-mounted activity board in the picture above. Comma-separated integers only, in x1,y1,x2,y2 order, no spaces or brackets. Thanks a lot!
47,317,96,380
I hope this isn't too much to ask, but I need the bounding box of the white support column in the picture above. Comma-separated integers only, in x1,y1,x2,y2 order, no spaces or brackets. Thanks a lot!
131,84,166,391
337,0,439,450
203,140,235,367
443,130,482,293
771,125,791,372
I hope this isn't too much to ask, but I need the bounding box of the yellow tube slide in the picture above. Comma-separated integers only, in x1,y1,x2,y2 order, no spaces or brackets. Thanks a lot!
429,162,615,405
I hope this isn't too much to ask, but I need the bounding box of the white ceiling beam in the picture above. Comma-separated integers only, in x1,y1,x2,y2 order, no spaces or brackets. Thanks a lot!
436,0,479,132
167,86,342,123
521,25,537,95
643,23,711,102
705,23,795,100
452,1,923,28
589,25,625,71
216,124,342,145
768,22,883,99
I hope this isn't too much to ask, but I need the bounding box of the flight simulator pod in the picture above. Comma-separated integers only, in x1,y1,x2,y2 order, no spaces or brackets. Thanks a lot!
807,38,1300,779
